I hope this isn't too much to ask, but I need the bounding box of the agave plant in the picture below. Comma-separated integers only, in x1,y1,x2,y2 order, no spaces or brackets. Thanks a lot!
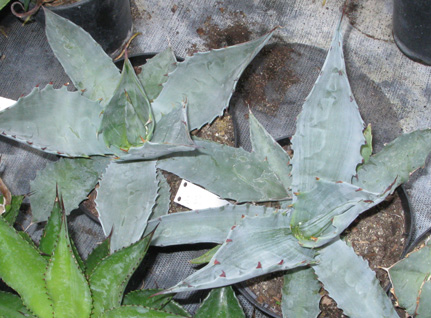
0,189,251,317
0,9,277,252
132,20,431,317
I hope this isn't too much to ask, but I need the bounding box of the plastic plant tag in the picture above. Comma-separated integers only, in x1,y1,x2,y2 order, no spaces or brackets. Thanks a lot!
174,179,230,210
0,97,15,111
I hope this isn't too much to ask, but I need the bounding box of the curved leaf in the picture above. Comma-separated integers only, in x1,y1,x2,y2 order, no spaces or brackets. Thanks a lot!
123,289,173,308
281,267,320,318
39,195,62,255
45,213,92,318
89,234,152,317
44,9,120,104
194,286,245,318
157,139,290,203
3,195,24,226
151,29,275,130
291,22,364,194
96,160,158,252
0,0,10,11
137,48,177,102
353,129,431,193
161,301,190,317
162,213,314,293
190,246,221,265
388,242,431,315
145,205,276,247
0,291,37,318
30,157,111,222
0,85,111,157
249,112,292,193
0,215,52,318
313,239,398,318
85,236,110,276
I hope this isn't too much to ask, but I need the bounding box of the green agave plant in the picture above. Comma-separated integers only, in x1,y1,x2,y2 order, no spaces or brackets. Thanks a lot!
0,190,249,318
0,9,276,252
134,20,431,318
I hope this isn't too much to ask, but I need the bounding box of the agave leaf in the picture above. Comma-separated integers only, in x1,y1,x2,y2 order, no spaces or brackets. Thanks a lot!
313,239,398,318
39,195,62,255
151,29,275,130
137,47,178,102
388,241,431,315
119,101,196,161
44,9,120,104
123,289,174,308
353,129,431,193
145,204,276,246
190,245,221,265
162,212,314,293
99,58,155,150
45,212,92,318
194,286,245,318
39,195,85,271
417,280,431,317
157,139,290,203
281,267,320,318
90,233,152,317
0,291,37,318
162,301,190,317
291,22,364,194
96,160,158,252
2,195,24,226
151,170,171,219
0,0,9,11
30,157,111,222
291,178,383,248
0,213,52,318
85,236,110,276
0,85,111,157
102,305,190,318
249,112,292,192
70,235,86,272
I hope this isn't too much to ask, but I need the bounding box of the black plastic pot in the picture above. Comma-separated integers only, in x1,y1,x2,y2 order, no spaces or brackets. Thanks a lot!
393,0,431,65
35,0,133,56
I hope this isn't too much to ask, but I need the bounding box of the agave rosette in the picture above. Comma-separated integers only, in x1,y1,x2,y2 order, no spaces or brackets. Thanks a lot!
0,192,250,317
0,9,276,252
145,21,431,318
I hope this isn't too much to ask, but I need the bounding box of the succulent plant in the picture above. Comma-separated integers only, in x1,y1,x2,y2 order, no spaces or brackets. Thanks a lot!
140,20,431,317
0,9,276,252
0,192,167,318
0,189,251,317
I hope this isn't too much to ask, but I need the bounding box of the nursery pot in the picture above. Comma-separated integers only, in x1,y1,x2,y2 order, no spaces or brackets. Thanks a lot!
35,0,133,56
393,0,431,65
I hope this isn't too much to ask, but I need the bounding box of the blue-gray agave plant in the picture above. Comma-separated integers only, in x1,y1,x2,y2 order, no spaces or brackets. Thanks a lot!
0,9,275,252
138,21,431,317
